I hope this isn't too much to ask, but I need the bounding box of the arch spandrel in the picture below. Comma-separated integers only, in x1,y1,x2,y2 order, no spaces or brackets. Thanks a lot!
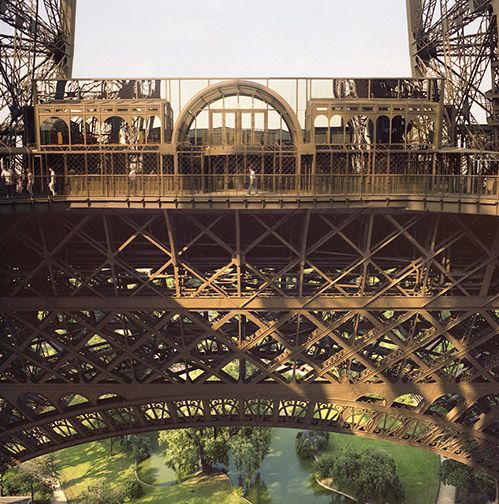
1,393,498,479
173,79,304,146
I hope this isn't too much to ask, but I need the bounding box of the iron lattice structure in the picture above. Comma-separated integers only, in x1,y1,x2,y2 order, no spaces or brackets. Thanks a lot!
0,208,498,478
407,0,499,147
0,0,76,147
0,0,497,486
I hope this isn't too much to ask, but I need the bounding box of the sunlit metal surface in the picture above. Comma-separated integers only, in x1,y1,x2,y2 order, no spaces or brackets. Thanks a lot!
0,1,497,481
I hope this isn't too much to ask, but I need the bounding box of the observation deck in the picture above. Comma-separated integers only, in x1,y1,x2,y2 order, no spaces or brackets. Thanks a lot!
1,167,498,215
0,78,498,479
0,77,496,214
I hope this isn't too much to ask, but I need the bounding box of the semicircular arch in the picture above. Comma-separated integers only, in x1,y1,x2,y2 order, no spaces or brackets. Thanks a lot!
173,80,304,146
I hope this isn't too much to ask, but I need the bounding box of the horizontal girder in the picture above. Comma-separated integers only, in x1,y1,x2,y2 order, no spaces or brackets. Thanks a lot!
0,207,497,477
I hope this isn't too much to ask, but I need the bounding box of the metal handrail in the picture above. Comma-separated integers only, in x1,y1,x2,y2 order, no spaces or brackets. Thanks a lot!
2,173,498,199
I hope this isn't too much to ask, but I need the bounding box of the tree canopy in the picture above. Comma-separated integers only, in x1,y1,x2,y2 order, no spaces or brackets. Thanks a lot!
73,480,125,504
159,426,271,488
439,459,496,503
1,455,58,503
312,447,405,504
295,430,329,458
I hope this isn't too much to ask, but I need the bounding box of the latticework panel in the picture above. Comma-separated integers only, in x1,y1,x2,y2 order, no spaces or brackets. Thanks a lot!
0,208,497,476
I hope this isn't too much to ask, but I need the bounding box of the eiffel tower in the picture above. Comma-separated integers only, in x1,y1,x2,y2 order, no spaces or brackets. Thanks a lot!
0,0,497,488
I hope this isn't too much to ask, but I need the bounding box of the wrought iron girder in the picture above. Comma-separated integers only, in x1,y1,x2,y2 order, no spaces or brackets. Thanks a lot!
0,207,497,474
0,0,75,149
0,209,496,300
1,305,497,384
0,385,497,477
407,0,499,145
0,1,64,46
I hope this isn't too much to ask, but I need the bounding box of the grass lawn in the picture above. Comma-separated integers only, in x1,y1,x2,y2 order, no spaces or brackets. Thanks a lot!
54,440,247,504
136,473,246,504
323,433,440,504
54,440,137,501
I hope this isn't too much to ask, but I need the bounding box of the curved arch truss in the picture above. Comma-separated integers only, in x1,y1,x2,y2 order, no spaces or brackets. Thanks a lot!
0,208,498,477
0,393,497,475
173,79,304,146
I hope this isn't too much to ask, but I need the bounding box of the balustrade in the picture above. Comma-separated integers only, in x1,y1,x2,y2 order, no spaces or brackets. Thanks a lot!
3,172,497,200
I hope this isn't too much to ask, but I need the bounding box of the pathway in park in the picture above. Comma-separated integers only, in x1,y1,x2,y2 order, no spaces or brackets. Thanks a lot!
51,480,68,504
435,456,456,504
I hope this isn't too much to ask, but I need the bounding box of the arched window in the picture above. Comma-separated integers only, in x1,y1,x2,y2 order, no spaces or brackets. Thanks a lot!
174,80,303,147
131,116,145,143
59,394,90,410
146,116,162,143
346,115,373,144
391,115,406,144
40,117,69,145
407,115,434,147
101,116,129,144
376,115,390,144
70,116,84,145
330,114,344,144
391,394,422,410
314,115,329,143
0,397,24,425
18,393,56,415
85,117,100,144
430,394,466,417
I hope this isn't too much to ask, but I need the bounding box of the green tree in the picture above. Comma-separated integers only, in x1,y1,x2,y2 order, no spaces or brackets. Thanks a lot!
230,427,272,489
123,479,143,499
2,455,58,503
159,427,271,488
295,430,329,459
439,459,496,504
126,435,151,462
330,447,405,504
310,453,336,480
101,435,125,457
101,434,151,461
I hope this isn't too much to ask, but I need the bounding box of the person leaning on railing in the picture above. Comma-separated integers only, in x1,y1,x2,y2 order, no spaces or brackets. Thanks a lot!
26,169,34,197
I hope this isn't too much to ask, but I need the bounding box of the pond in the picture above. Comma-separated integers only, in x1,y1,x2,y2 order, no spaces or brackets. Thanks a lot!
137,435,177,487
138,428,354,503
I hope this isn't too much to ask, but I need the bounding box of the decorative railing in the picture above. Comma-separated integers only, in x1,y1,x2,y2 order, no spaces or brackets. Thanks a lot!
7,173,496,200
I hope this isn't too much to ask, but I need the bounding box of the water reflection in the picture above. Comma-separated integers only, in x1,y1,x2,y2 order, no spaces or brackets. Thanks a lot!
230,429,353,504
138,428,354,503
137,435,177,487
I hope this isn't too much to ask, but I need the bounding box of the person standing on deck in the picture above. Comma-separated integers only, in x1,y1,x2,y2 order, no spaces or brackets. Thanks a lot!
247,167,259,195
48,168,57,196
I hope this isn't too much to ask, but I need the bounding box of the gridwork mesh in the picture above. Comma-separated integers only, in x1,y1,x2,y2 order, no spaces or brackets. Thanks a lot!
179,153,202,175
390,152,417,174
162,155,174,175
331,152,348,174
22,148,497,198
373,151,388,174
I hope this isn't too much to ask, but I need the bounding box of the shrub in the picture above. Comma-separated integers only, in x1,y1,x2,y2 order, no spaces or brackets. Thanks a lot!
310,453,336,480
330,447,405,504
295,430,329,458
123,479,143,499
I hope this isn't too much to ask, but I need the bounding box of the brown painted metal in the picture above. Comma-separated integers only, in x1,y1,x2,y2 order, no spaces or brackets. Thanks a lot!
407,0,499,148
0,1,497,485
0,208,497,479
0,0,76,148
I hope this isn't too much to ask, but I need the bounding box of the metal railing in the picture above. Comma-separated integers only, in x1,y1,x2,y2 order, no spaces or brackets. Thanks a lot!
6,173,496,200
